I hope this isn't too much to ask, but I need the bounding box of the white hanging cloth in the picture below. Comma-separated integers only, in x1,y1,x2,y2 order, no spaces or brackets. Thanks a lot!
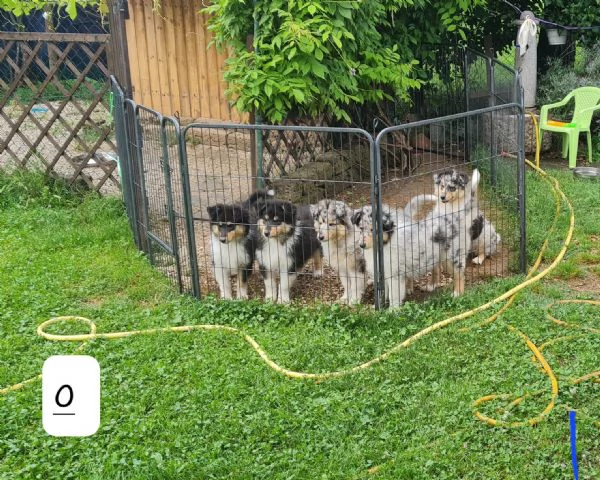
518,16,538,56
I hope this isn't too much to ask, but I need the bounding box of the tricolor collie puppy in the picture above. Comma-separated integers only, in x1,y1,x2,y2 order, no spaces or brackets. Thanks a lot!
206,190,274,299
352,169,481,307
311,199,367,304
255,199,322,303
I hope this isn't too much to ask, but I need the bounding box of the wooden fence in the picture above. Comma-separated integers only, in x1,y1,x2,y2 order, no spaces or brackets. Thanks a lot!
0,31,118,192
124,0,242,122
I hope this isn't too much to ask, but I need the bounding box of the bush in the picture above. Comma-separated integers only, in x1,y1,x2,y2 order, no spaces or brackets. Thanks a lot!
537,42,600,108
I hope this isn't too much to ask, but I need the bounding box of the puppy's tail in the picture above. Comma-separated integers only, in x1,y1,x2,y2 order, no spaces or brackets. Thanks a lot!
470,169,480,195
403,194,438,219
466,169,481,207
471,169,481,192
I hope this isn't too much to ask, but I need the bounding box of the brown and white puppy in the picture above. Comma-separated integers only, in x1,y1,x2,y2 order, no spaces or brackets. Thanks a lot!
255,199,322,303
311,199,367,304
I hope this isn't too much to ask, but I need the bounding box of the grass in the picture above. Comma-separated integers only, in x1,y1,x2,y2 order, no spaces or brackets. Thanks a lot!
0,168,599,479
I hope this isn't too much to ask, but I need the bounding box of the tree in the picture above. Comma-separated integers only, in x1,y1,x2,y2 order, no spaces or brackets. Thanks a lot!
463,0,600,69
0,0,106,18
204,0,486,125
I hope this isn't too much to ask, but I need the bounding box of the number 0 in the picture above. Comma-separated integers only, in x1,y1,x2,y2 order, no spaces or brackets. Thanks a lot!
55,384,74,407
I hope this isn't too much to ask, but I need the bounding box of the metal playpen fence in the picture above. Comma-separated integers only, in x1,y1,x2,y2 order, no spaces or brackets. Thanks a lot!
111,49,525,309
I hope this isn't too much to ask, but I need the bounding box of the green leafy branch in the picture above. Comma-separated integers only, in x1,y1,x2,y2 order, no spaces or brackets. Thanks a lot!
205,0,484,124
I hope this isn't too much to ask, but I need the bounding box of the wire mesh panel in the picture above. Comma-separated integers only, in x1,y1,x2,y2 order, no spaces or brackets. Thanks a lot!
114,106,524,307
465,47,521,110
373,104,524,308
119,100,197,294
182,124,377,305
112,46,525,309
112,77,137,240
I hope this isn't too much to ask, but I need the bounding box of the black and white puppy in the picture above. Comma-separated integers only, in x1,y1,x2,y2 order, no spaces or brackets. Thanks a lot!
206,190,274,299
255,199,322,303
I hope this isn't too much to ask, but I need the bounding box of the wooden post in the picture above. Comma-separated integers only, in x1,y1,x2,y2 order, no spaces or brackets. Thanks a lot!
107,0,133,98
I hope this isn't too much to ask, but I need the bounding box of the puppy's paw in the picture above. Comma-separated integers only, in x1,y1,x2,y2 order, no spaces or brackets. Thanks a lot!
471,255,485,265
277,295,291,304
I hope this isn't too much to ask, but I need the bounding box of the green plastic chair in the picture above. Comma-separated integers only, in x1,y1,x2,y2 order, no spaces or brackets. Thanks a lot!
539,86,600,168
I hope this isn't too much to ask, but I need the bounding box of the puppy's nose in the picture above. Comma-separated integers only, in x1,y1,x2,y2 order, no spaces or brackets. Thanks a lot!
440,195,447,203
318,234,325,240
220,238,227,244
264,230,270,237
359,242,366,249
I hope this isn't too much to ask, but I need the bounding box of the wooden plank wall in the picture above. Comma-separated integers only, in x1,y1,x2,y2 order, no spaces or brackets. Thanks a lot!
124,0,242,122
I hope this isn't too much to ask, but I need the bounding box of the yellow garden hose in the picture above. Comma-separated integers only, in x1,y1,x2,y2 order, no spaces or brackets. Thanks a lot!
34,162,575,382
528,111,541,168
1,157,596,429
473,324,559,428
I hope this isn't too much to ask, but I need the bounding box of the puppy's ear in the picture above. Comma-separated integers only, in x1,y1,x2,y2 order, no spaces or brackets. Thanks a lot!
351,209,362,226
286,203,297,223
470,214,484,241
454,171,468,187
382,212,395,233
256,202,268,216
206,205,218,221
236,205,250,225
309,204,319,219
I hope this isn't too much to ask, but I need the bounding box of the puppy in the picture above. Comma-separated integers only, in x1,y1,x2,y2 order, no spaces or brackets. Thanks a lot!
469,215,501,265
350,203,419,304
206,190,274,299
311,199,367,304
352,170,481,307
255,199,322,303
410,170,501,270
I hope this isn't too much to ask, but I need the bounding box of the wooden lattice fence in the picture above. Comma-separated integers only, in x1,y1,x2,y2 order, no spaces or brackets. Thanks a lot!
0,32,118,193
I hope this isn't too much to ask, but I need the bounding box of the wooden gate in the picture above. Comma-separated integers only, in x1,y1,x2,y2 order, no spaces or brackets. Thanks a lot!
0,32,118,193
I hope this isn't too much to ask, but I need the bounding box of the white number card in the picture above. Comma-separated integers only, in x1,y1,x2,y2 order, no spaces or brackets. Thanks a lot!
42,355,100,437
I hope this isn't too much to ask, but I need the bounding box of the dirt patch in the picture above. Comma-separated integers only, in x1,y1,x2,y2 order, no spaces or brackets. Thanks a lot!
563,269,600,296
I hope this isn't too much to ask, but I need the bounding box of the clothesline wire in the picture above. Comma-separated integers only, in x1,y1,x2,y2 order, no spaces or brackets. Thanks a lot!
501,0,600,31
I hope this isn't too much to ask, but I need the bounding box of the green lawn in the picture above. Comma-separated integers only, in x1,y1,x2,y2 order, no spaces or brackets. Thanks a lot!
0,168,598,479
